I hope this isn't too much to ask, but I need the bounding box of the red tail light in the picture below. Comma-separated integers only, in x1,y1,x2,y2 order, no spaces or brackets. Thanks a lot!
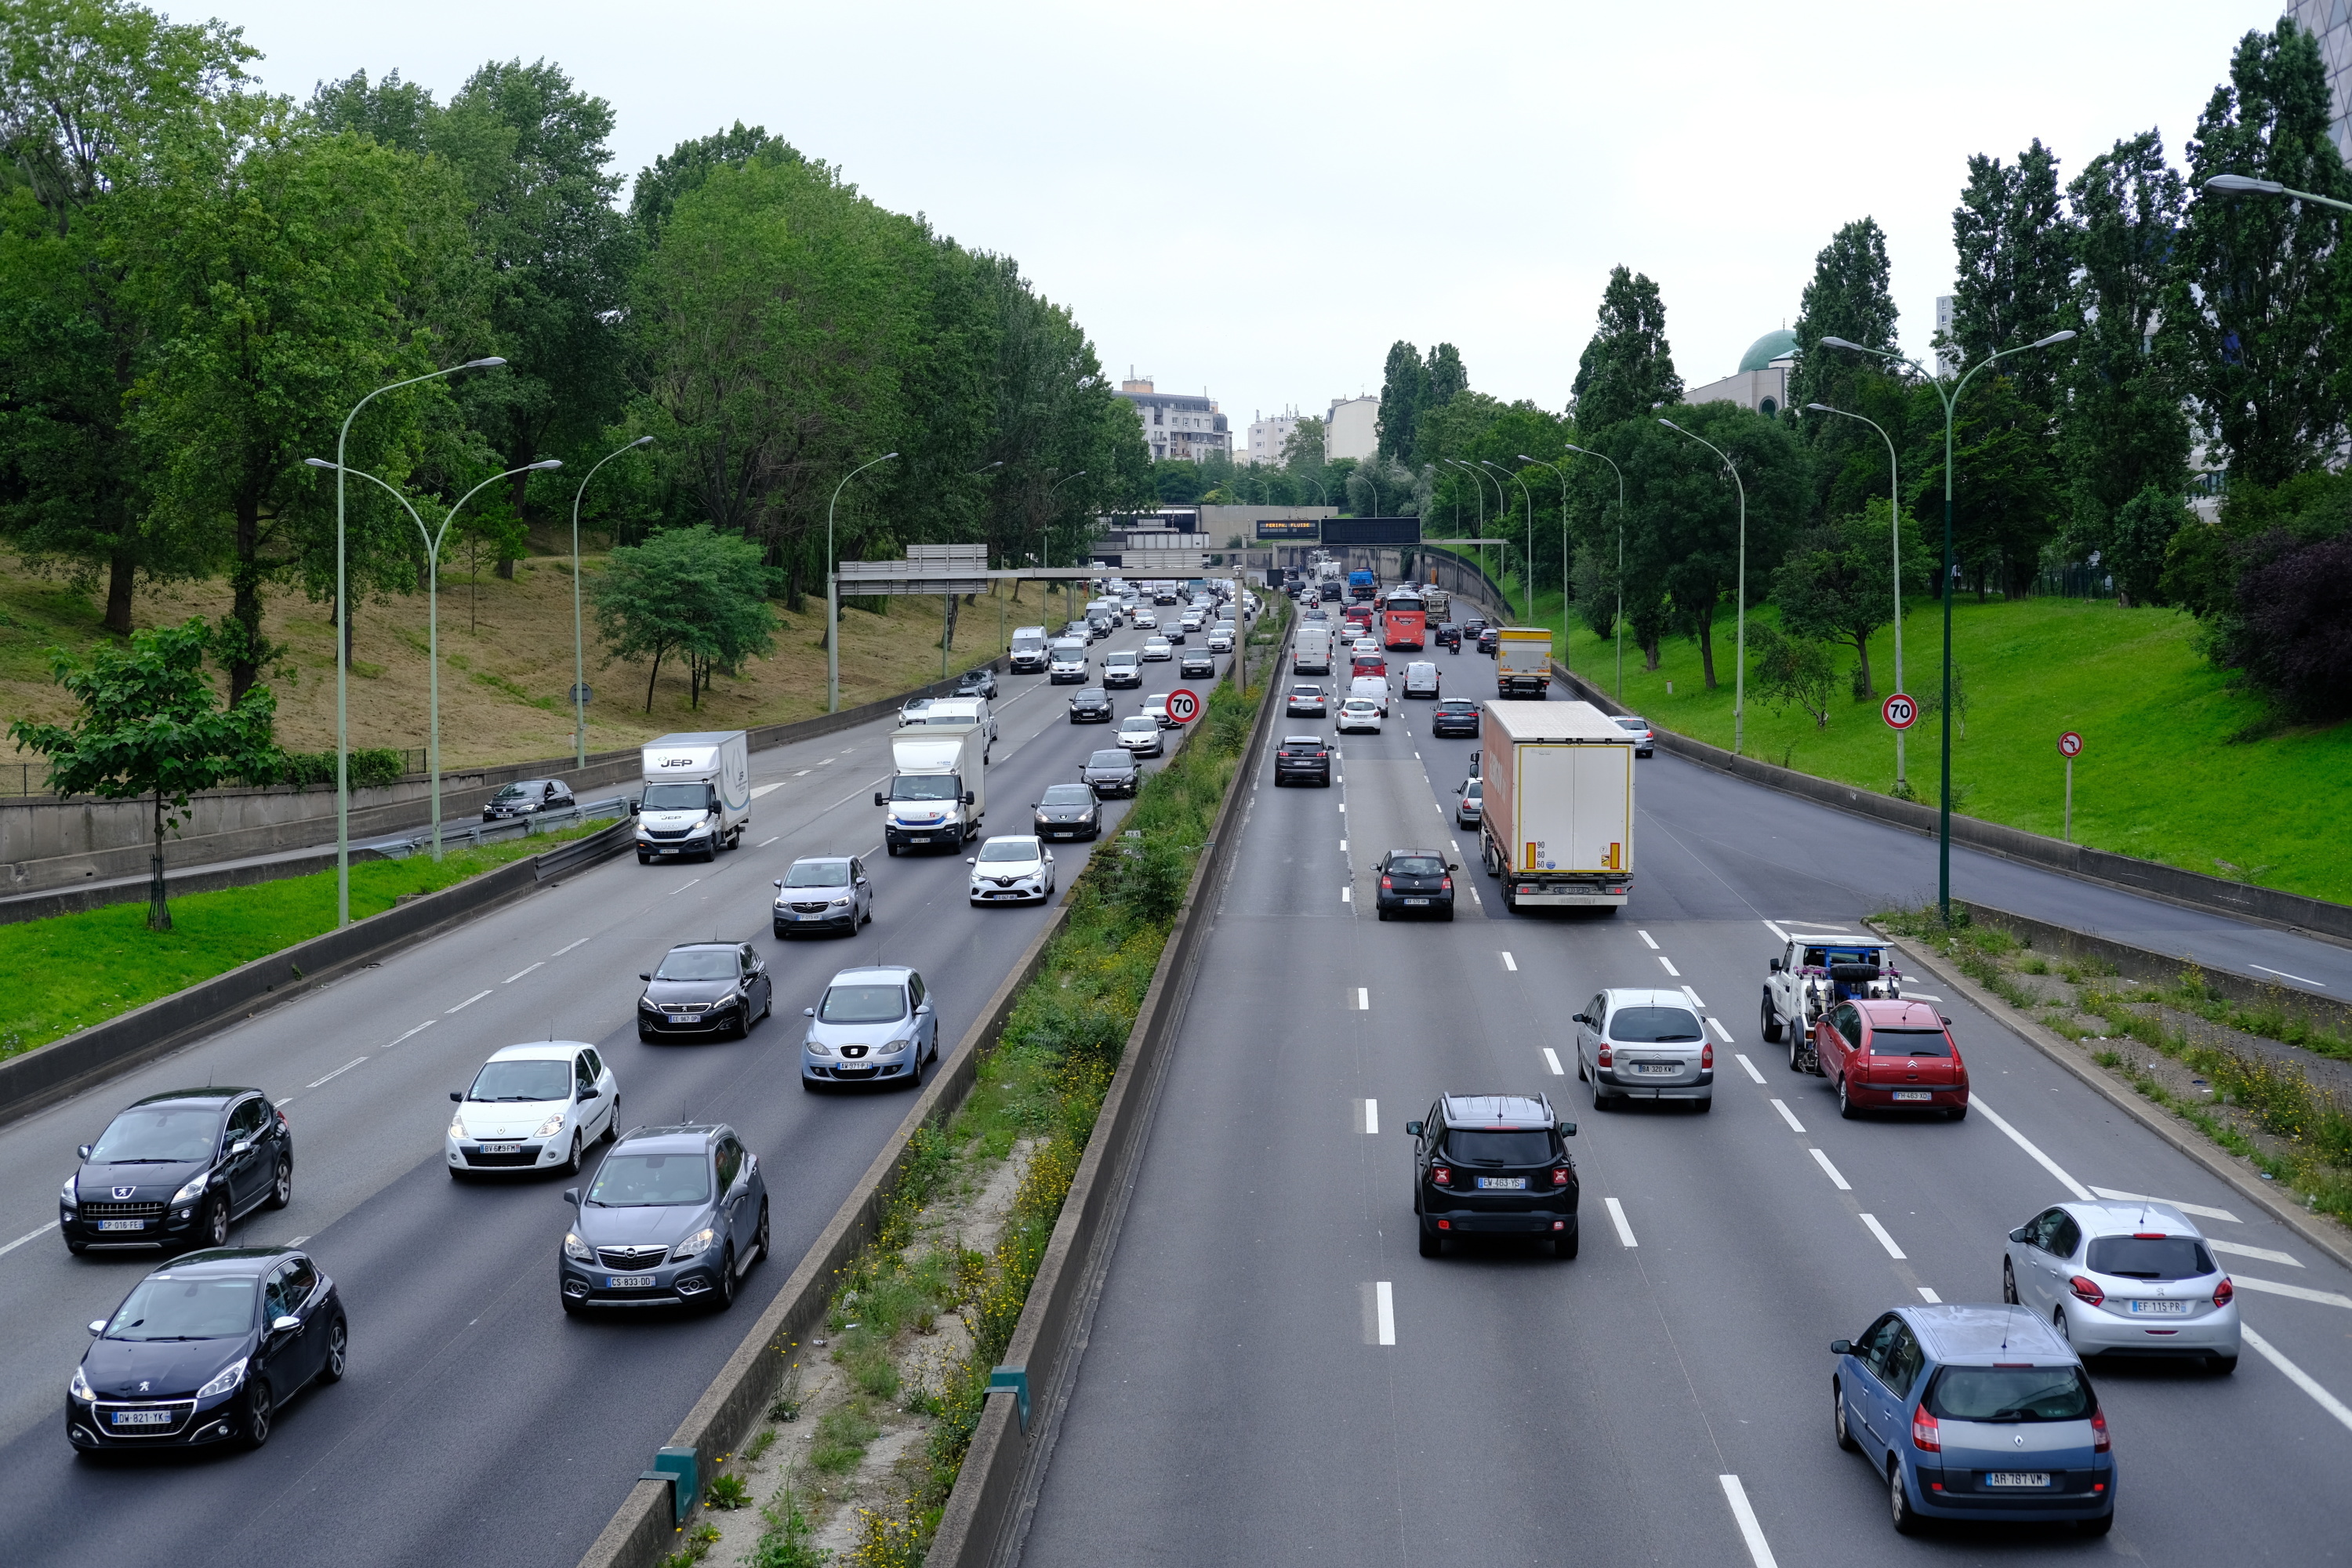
2213,1276,2234,1306
1440,877,1453,891
1911,1406,1940,1452
2069,1275,2105,1306
2090,1406,2110,1453
1597,1045,1613,1068
1552,1167,1570,1185
1700,1044,1714,1069
1432,1167,1451,1185
1381,877,1393,890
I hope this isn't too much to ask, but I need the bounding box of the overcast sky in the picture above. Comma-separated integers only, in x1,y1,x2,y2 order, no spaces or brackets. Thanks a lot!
205,0,2281,440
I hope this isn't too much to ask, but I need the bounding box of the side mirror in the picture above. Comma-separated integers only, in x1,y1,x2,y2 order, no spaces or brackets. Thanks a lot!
2008,1226,2029,1244
1830,1339,1853,1356
1571,1014,1588,1026
1941,1016,1954,1025
271,1315,303,1335
563,1188,581,1207
1558,1120,1578,1137
803,1007,816,1017
774,879,785,888
230,1139,252,1156
873,792,886,808
1769,958,1782,973
579,1085,600,1100
964,791,976,805
1403,1120,1424,1137
964,856,976,865
1448,862,1459,872
89,1320,107,1337
449,1091,462,1103
77,1143,92,1160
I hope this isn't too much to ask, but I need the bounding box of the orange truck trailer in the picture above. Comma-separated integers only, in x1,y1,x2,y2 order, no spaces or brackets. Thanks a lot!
1475,700,1634,913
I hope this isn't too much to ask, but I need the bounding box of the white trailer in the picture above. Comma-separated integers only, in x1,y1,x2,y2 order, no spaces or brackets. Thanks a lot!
1475,701,1634,912
877,722,986,853
1494,626,1552,697
636,731,751,863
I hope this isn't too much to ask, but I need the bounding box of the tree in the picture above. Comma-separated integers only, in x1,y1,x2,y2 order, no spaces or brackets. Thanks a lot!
2107,485,2190,608
1374,339,1425,463
1948,142,2073,411
1789,217,1901,420
1908,373,2062,600
627,120,800,241
9,618,274,930
1771,497,1926,696
591,524,776,711
1747,622,1838,730
2161,19,2352,488
1425,342,1468,408
2214,531,2352,720
1570,267,1681,433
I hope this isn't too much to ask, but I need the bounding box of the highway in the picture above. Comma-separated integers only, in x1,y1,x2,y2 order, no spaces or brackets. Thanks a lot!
0,602,1226,1568
1018,648,2352,1566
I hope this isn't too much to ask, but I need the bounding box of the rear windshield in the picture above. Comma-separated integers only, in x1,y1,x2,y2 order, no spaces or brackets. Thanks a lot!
820,985,907,1022
1609,1006,1704,1043
1924,1366,2094,1423
2086,1235,2215,1280
1389,856,1445,876
1445,1129,1554,1166
1869,1028,1952,1057
784,861,851,887
590,1152,711,1207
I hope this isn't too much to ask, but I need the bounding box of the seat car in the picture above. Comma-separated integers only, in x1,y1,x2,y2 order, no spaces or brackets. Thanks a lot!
636,942,775,1042
1613,713,1654,757
1180,650,1216,679
1081,748,1142,797
1141,637,1173,662
1460,615,1489,638
1067,686,1114,724
1273,735,1331,786
953,667,999,699
1573,989,1713,1110
968,835,1055,904
1115,714,1165,757
1434,622,1461,651
1455,775,1483,828
1338,697,1383,733
1430,698,1480,738
2002,1201,2239,1370
1831,1305,2114,1535
63,1090,292,1256
1812,999,1969,1120
1374,848,1455,920
1286,683,1328,718
1406,1094,1578,1258
1102,650,1142,689
69,1247,347,1452
447,1042,619,1178
800,967,940,1089
482,779,574,822
1402,661,1441,699
559,1123,770,1314
771,855,873,936
1033,782,1102,841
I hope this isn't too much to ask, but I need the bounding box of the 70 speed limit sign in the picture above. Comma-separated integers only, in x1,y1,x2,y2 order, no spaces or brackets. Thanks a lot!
1881,691,1918,731
1165,688,1200,724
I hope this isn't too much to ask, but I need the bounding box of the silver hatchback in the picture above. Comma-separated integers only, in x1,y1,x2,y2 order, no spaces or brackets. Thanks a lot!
800,967,940,1091
1573,987,1714,1110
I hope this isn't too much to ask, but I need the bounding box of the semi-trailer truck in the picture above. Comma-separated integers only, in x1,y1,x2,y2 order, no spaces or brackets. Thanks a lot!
636,731,751,863
877,723,986,853
1475,700,1634,913
1494,626,1552,697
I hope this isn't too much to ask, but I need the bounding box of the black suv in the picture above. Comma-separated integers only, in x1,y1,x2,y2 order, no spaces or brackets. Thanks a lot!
953,667,998,699
483,779,575,822
1375,848,1456,920
1433,622,1461,651
1273,735,1331,787
1067,687,1114,723
1180,650,1215,679
1406,1094,1579,1258
1081,749,1141,797
64,1089,294,1255
1430,699,1480,739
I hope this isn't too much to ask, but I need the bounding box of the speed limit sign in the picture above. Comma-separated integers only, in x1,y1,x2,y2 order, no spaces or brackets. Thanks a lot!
2058,730,2083,757
1165,688,1200,724
1881,691,1918,731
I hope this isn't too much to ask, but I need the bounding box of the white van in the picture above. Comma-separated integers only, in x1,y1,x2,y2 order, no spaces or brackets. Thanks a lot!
1048,639,1088,683
916,696,996,754
1294,624,1334,675
1008,625,1049,673
1349,674,1391,717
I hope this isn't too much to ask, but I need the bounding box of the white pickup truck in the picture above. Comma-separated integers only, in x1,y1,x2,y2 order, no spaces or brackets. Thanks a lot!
1759,930,1909,1071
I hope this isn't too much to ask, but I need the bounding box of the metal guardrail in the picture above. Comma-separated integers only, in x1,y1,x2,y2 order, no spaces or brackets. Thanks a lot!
372,794,633,858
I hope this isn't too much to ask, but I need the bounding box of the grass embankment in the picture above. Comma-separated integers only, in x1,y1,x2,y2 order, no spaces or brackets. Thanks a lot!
0,824,601,1062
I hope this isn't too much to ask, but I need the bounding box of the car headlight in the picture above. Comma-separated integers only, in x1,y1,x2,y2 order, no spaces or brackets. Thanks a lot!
564,1231,595,1263
172,1173,209,1207
685,821,711,837
196,1357,248,1400
804,1040,832,1055
638,996,660,1012
70,1365,94,1401
449,1112,467,1139
715,991,742,1011
881,1036,915,1056
829,896,851,908
670,1226,717,1262
534,1111,567,1140
60,1176,77,1210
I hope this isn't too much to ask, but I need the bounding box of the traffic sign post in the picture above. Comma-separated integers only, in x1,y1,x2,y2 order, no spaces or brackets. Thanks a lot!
2057,731,2082,843
1165,688,1200,724
1881,692,1916,729
1882,691,1915,797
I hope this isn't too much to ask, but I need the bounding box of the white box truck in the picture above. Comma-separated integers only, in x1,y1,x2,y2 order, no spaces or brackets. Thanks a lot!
877,722,986,854
1494,626,1552,697
636,731,751,863
1294,623,1334,675
1476,701,1634,912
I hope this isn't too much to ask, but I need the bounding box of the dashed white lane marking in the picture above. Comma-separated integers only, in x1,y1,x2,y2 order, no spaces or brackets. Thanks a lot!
1858,1213,1907,1258
757,837,779,848
285,1235,309,1247
1374,1281,1396,1345
1917,1287,1943,1303
1682,984,1708,1010
2233,1275,2352,1309
1904,994,1942,1002
385,1021,434,1047
1354,988,1369,1010
1467,886,1480,906
818,757,836,765
666,878,702,897
1706,1017,1733,1044
1638,929,1660,950
503,962,543,984
1362,1099,1378,1134
1970,1094,2094,1201
1809,1149,1852,1191
306,1056,368,1089
1657,956,1681,977
2089,1185,2240,1223
1604,1197,1638,1247
750,781,786,799
1341,886,1352,904
1501,952,1517,971
793,769,811,778
1338,802,1345,812
0,1221,60,1258
446,989,492,1014
552,937,590,957
1542,1048,1564,1076
1718,1475,1780,1568
2209,1240,2303,1268
1735,1054,1767,1085
2243,1325,2352,1433
1435,802,1445,814
1339,839,1347,851
1769,1099,1805,1133
2250,963,2325,988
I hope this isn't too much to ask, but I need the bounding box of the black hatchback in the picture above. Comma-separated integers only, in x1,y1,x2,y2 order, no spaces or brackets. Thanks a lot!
1430,699,1481,739
1433,622,1461,651
636,942,774,1041
1375,848,1456,920
1475,626,1501,655
1273,735,1331,786
1080,749,1141,797
64,1090,293,1256
1068,687,1114,724
1034,782,1102,840
1407,1094,1579,1258
483,779,574,822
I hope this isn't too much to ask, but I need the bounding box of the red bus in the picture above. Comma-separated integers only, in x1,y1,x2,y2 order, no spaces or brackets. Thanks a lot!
1381,590,1427,651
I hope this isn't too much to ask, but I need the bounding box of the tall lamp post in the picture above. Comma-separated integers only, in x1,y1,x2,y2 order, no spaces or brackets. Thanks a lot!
1562,443,1625,699
2204,171,2352,213
1656,419,1748,757
1485,459,1534,624
1519,456,1568,667
1802,401,1906,787
307,456,562,860
826,451,900,713
568,436,653,768
1040,469,1087,633
328,356,505,927
1819,327,2076,920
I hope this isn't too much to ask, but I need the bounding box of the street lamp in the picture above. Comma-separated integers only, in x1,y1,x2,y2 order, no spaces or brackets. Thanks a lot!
1040,469,1087,633
1656,419,1748,756
1562,443,1625,699
1803,401,1906,787
568,436,653,768
307,455,561,862
826,452,900,713
1819,327,2076,920
2203,171,2352,212
1486,459,1535,625
328,356,504,927
1519,455,1568,667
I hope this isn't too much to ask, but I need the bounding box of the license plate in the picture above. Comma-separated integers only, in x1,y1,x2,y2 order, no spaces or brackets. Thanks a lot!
1984,1472,2049,1488
1892,1091,1934,1101
798,912,829,920
1632,1062,1681,1076
1403,898,1429,906
96,1219,147,1232
482,1143,521,1155
669,1014,694,1023
605,1273,657,1289
907,835,931,843
2128,1298,2190,1315
111,1410,172,1426
1475,1176,1527,1190
659,847,679,855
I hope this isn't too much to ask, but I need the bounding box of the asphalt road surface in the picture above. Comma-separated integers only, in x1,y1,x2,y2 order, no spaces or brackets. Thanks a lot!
1018,659,2352,1567
0,604,1228,1568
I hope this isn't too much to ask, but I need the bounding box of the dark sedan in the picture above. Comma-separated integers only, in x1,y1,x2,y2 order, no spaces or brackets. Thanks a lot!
1034,782,1103,840
953,667,999,699
1273,735,1331,787
1475,626,1501,655
1374,848,1456,920
1081,749,1141,797
69,1246,346,1452
1430,698,1481,739
1067,686,1115,724
636,942,774,1041
560,1123,770,1314
63,1089,292,1256
482,779,574,822
1180,651,1215,679
1433,622,1461,651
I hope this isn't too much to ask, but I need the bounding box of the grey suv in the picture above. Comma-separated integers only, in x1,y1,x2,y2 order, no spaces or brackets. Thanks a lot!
560,1123,770,1314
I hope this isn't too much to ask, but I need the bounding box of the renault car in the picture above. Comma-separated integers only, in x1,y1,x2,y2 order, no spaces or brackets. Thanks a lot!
447,1042,619,1178
968,835,1055,904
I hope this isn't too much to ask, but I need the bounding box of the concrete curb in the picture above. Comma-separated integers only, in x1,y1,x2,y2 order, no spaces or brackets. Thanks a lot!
1951,900,2349,1027
1876,926,2352,1277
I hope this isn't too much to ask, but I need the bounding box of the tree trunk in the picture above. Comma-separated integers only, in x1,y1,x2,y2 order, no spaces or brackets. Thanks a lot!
1850,632,1873,698
497,465,529,580
1695,612,1718,691
104,550,136,637
147,788,171,932
644,646,664,713
1642,637,1661,672
226,499,266,705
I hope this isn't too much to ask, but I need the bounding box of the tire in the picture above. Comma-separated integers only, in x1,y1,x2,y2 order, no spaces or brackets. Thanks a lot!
774,925,789,939
448,1166,469,1181
729,1008,748,1041
198,1194,230,1250
710,1248,737,1312
265,1157,292,1210
1790,1027,1806,1074
753,1202,771,1265
800,1076,822,1094
1376,907,1389,922
637,855,651,866
886,841,900,856
637,1026,655,1043
1838,1076,1860,1119
603,1098,619,1142
1442,907,1455,922
2209,1352,2238,1375
1576,1054,1588,1082
1760,996,1783,1044
238,1377,274,1450
1889,1461,1922,1536
2002,1258,2020,1305
1947,1103,1969,1121
559,1131,582,1177
2078,1510,2114,1537
1692,1096,1713,1114
1417,1221,1443,1259
906,1046,924,1091
1835,1381,1860,1451
2053,1307,2072,1346
1591,1073,1616,1112
1554,1225,1577,1260
561,1293,583,1316
316,1316,347,1384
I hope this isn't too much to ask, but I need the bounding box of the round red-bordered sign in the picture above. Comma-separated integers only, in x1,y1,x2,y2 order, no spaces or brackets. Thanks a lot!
1165,688,1200,724
2058,730,2083,758
1882,691,1918,731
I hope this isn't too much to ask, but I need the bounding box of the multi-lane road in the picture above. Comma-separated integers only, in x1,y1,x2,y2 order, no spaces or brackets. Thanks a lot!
0,607,1223,1568
1019,641,2352,1565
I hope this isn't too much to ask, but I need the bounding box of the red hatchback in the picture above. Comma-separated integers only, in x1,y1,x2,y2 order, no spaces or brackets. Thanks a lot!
1812,1000,1969,1120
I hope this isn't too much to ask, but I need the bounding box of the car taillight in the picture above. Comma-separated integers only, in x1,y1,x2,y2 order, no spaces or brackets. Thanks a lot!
1911,1406,1940,1452
1596,1045,1613,1068
2090,1406,2110,1453
1552,1167,1570,1185
2213,1276,2234,1306
1440,877,1453,891
1381,877,1393,890
2069,1275,2105,1306
1700,1044,1713,1069
1432,1167,1451,1185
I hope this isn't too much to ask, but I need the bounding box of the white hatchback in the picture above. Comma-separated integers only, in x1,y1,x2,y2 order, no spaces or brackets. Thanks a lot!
1116,714,1165,756
1142,637,1173,661
1134,611,1159,630
447,1041,618,1179
2003,1200,2241,1369
967,835,1054,904
1337,698,1383,733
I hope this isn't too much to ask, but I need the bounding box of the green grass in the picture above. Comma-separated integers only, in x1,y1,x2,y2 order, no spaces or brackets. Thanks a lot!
0,825,601,1060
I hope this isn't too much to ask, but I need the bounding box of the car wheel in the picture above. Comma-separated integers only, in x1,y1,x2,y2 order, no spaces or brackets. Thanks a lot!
603,1098,620,1142
265,1156,292,1210
2053,1306,2072,1345
1760,996,1783,1044
774,925,789,939
199,1194,230,1249
66,1237,89,1255
560,1291,583,1316
238,1377,274,1450
2209,1352,2238,1375
2002,1258,2019,1305
753,1201,771,1265
637,1026,655,1042
1692,1096,1712,1114
907,1047,924,1091
2078,1509,2114,1537
1889,1461,1922,1536
710,1247,736,1312
1838,1076,1859,1119
560,1131,582,1176
801,1076,822,1094
1417,1219,1443,1259
1576,1053,1587,1082
1947,1103,1968,1121
317,1316,347,1384
1834,1380,1859,1451
1376,906,1389,921
1789,1028,1806,1073
1591,1074,1615,1111
1553,1225,1577,1260
862,906,873,925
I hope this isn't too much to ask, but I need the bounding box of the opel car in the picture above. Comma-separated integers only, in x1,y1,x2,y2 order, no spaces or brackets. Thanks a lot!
2002,1201,2239,1370
800,967,940,1090
968,835,1055,905
1033,782,1102,841
560,1123,770,1314
1407,1094,1579,1258
771,855,873,936
1573,989,1713,1111
447,1042,619,1178
1813,1000,1969,1120
64,1089,292,1256
637,942,775,1041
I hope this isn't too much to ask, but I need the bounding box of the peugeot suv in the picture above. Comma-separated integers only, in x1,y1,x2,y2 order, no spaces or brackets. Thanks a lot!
63,1090,292,1256
560,1123,770,1314
1273,735,1331,786
1406,1094,1579,1258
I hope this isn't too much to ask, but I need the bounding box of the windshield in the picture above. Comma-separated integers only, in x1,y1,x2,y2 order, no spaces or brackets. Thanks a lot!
821,984,907,1023
640,782,711,812
1870,1027,1952,1057
1390,856,1445,877
1106,652,1136,665
1802,946,1884,968
1087,751,1131,769
655,949,738,982
1924,1365,2094,1423
1012,635,1044,650
1610,1007,1704,1043
105,1276,256,1341
1120,717,1155,731
2086,1235,2214,1279
978,840,1038,862
492,782,538,802
890,775,962,801
1446,1129,1553,1166
784,861,850,887
1040,786,1092,805
589,1152,712,1207
467,1059,572,1102
89,1105,221,1164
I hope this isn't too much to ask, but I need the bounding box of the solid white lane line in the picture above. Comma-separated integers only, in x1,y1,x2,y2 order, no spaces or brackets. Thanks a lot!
1762,920,1790,942
503,962,543,984
385,1021,434,1047
2089,1185,2240,1223
1809,1148,1852,1190
1363,1098,1379,1135
446,989,491,1014
2243,1325,2352,1433
1918,1287,1943,1303
1605,1197,1638,1247
2232,1275,2352,1309
1501,952,1517,971
1735,1054,1767,1085
1374,1281,1396,1345
1638,929,1660,950
757,837,779,848
1769,1099,1805,1133
666,878,702,896
1355,987,1369,1010
0,1221,60,1258
1682,985,1708,1010
2209,1240,2303,1268
750,781,786,799
1706,1017,1734,1044
1969,1094,2094,1201
1718,1475,1780,1568
1657,956,1681,977
1542,1048,1564,1076
306,1056,368,1089
551,937,591,957
1859,1213,1907,1258
2250,963,2324,988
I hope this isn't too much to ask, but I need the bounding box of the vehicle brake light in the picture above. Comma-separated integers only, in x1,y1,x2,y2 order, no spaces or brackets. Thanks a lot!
1596,1045,1613,1068
1911,1405,1940,1452
1432,1167,1451,1185
2069,1275,2105,1306
1552,1167,1570,1185
1440,877,1453,891
1381,877,1393,890
2090,1406,2110,1453
1700,1044,1714,1069
2213,1276,2234,1306
2132,1232,2166,1240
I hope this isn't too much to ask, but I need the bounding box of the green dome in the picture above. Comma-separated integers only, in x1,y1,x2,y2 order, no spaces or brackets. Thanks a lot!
1738,329,1799,372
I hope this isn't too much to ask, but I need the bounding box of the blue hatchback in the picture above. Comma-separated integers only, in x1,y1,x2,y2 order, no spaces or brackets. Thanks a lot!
1831,1304,2114,1535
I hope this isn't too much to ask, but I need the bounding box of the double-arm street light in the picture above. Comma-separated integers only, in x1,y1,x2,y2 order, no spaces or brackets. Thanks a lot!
568,436,654,768
1562,443,1625,699
1802,401,1907,787
307,454,563,862
1657,419,1749,755
327,356,505,927
1519,456,1568,669
1485,459,1535,625
1818,327,2076,920
826,452,901,713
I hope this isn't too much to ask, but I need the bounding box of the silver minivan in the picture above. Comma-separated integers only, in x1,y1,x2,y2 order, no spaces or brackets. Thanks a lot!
1573,987,1714,1110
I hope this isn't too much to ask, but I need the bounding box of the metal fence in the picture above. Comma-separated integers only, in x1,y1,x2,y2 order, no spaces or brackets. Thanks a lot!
370,794,635,858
